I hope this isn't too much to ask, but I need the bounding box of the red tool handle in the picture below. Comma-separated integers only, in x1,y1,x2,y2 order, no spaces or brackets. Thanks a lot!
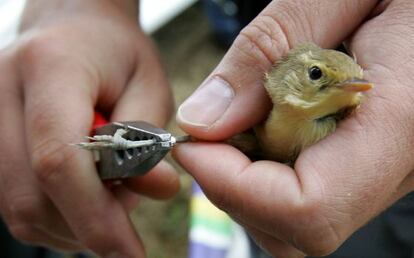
92,111,108,130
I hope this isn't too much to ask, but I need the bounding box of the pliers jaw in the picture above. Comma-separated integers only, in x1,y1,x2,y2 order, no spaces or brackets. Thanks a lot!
94,121,175,180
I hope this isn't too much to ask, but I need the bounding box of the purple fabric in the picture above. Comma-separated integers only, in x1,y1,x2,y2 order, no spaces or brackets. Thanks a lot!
189,241,227,258
192,182,204,195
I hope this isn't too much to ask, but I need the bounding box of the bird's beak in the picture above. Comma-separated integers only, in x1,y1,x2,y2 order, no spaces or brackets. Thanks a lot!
336,78,374,92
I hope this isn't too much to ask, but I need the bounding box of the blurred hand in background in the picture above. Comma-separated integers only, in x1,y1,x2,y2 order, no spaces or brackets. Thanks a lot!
0,0,180,257
175,0,414,257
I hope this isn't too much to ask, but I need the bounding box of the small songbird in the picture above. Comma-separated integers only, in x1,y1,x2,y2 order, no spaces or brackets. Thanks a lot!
233,43,373,164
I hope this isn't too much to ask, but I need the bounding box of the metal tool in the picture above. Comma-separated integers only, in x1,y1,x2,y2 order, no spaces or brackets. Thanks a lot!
76,121,191,180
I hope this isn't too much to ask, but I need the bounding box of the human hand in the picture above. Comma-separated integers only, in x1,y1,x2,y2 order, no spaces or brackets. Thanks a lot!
174,0,414,257
0,0,179,257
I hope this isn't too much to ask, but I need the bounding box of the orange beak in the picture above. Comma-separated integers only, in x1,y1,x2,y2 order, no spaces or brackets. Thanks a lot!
337,78,374,92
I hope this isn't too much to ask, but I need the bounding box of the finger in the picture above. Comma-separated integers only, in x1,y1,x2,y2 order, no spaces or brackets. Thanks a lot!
244,225,305,258
8,223,84,251
23,59,145,257
111,38,180,200
0,55,80,248
111,185,140,212
173,143,339,256
177,0,377,140
173,144,298,238
124,160,180,200
111,36,173,127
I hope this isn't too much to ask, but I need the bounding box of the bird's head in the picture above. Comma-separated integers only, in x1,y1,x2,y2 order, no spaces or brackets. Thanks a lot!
265,43,373,120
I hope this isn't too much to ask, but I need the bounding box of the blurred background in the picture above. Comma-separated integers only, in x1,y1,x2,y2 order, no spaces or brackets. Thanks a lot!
0,0,269,257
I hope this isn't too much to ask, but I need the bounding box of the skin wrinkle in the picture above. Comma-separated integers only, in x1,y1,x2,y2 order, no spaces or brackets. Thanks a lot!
233,32,274,71
221,39,271,81
300,2,318,44
241,24,279,66
233,4,298,71
275,1,312,45
261,14,293,54
247,14,292,64
31,139,82,184
33,224,83,249
258,15,290,54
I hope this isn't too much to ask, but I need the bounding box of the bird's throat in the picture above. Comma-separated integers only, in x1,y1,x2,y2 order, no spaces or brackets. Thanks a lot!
256,103,353,162
255,105,312,162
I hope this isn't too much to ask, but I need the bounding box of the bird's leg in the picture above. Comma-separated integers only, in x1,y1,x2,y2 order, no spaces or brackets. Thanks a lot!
75,128,156,151
88,128,128,142
226,129,263,160
75,128,130,150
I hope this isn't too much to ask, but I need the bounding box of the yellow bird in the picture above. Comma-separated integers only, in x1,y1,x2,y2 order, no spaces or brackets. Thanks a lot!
232,43,373,164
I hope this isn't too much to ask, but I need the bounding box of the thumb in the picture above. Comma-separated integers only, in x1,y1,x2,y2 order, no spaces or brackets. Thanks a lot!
177,0,377,140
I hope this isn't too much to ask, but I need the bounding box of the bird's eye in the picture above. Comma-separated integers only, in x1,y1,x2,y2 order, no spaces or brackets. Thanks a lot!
309,66,323,80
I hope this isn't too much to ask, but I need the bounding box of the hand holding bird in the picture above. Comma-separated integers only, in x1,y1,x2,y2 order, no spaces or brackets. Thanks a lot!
175,1,414,257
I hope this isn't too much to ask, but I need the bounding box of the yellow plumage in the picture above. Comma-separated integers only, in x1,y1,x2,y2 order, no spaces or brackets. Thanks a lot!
234,43,373,163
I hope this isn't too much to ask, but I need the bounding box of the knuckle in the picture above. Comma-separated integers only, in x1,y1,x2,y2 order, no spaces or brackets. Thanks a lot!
18,32,69,74
32,137,77,183
9,196,42,223
8,223,37,244
235,14,290,67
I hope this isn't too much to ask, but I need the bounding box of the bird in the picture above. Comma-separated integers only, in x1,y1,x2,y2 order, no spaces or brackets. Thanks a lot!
230,43,373,164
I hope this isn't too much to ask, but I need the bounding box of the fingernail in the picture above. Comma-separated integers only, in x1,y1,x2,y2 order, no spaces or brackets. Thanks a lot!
177,76,234,127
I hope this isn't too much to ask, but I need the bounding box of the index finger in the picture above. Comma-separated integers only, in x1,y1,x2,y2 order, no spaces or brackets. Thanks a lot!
22,54,144,257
